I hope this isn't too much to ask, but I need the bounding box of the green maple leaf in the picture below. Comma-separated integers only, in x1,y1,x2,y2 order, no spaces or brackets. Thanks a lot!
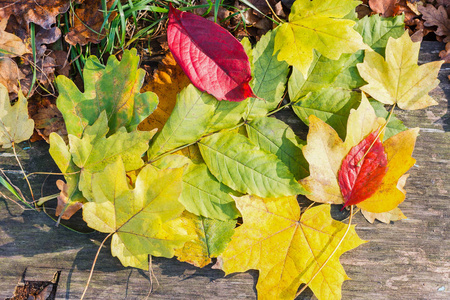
83,159,192,269
50,111,155,202
0,83,34,148
274,0,367,75
56,49,158,138
287,14,406,138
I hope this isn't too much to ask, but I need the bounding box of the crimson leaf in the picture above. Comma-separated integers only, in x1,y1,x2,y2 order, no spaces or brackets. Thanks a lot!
167,4,255,101
338,130,388,208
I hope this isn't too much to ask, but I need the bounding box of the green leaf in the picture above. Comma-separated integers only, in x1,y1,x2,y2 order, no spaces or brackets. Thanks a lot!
0,84,34,148
370,100,408,140
83,159,192,269
333,14,405,89
246,117,309,180
56,49,158,138
274,0,366,75
198,131,306,198
292,88,360,139
153,154,240,221
50,111,155,201
246,29,289,119
175,212,237,268
147,84,245,160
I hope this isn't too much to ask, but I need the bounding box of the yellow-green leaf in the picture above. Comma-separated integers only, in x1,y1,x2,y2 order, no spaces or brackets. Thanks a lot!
357,31,444,110
274,0,367,75
175,211,236,268
0,83,34,148
83,159,192,269
218,196,365,300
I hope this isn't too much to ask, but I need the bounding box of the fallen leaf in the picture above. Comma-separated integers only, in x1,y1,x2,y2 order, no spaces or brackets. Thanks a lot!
167,4,254,101
83,158,193,269
56,49,158,138
55,179,83,220
361,206,407,223
0,83,34,148
0,16,30,57
274,0,368,75
29,96,67,143
338,129,388,208
0,58,26,94
419,4,450,42
218,196,365,300
175,211,236,268
65,0,117,46
369,0,397,16
198,130,306,198
0,0,70,29
50,111,155,204
440,42,450,63
138,52,191,132
357,31,444,110
301,94,418,213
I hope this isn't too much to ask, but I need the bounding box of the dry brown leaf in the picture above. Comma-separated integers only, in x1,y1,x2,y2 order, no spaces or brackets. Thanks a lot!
55,179,83,220
29,96,67,143
0,0,70,29
369,0,398,17
138,52,191,132
419,4,450,42
439,42,450,62
65,0,117,46
394,0,419,25
0,16,30,57
0,58,25,94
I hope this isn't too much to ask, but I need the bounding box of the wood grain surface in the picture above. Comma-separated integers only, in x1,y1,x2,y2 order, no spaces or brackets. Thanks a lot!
0,41,449,299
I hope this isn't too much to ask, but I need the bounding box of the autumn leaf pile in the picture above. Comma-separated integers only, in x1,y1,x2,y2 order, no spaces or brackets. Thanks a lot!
0,0,446,299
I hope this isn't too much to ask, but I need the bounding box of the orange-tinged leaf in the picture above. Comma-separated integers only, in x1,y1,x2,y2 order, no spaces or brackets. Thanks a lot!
357,31,444,110
218,196,365,300
339,130,388,208
356,128,419,213
138,53,191,132
55,179,83,220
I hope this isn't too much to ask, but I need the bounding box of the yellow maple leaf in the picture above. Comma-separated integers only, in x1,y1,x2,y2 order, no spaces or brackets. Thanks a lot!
357,31,444,110
218,195,365,300
138,52,191,131
301,94,418,213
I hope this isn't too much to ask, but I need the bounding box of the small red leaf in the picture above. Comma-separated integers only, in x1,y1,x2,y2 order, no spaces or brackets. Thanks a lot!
338,130,388,208
167,5,255,101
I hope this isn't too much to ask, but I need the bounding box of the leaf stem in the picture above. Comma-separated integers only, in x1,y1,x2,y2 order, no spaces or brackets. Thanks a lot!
12,142,35,205
296,205,354,297
80,232,114,300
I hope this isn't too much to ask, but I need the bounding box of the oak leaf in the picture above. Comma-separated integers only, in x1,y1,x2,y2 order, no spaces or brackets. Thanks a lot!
0,0,70,29
357,31,444,110
218,196,365,300
301,94,419,213
419,4,450,43
56,49,158,138
167,5,254,101
65,0,117,46
83,159,193,269
174,211,236,268
0,83,34,148
274,0,368,75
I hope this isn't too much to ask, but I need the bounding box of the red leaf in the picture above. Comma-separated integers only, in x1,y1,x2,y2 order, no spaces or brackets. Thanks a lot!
167,5,255,101
338,130,388,208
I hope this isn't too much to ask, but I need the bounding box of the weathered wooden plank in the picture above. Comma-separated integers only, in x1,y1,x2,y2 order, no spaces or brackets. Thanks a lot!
0,41,449,299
